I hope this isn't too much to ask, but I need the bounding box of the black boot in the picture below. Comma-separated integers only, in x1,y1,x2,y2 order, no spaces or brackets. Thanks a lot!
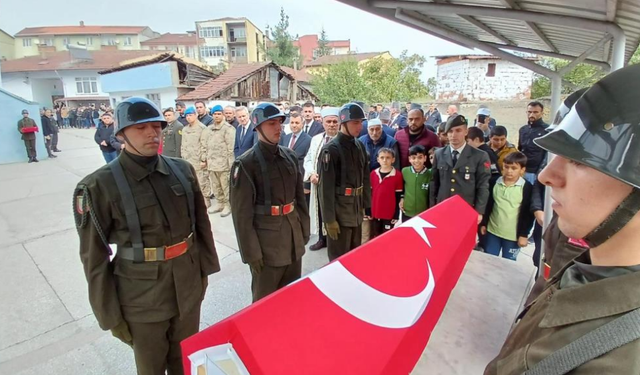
28,157,33,163
33,157,39,162
49,154,57,158
309,238,326,251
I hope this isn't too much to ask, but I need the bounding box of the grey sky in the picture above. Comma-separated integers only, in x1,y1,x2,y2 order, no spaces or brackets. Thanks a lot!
0,0,472,78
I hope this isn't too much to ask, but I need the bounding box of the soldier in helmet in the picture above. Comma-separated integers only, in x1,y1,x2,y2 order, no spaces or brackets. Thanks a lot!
181,106,212,208
229,102,310,302
485,64,640,374
73,97,220,375
318,103,372,261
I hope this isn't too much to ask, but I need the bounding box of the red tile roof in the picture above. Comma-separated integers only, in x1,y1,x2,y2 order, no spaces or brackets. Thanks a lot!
15,25,148,36
178,62,276,101
303,52,389,67
141,33,201,46
0,50,158,73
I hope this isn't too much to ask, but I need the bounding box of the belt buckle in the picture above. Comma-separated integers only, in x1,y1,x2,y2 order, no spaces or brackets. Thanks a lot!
271,205,281,216
345,188,353,196
283,203,294,215
144,248,158,262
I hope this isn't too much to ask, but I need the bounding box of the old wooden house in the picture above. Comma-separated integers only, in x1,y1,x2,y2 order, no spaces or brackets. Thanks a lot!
178,61,317,106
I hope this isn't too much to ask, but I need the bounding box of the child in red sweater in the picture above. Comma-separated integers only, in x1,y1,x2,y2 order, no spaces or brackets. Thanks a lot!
369,148,404,238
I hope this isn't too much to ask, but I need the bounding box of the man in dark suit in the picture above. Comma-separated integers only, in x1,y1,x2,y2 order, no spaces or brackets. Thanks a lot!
430,114,491,225
234,106,257,158
389,107,408,130
279,113,312,173
301,102,323,137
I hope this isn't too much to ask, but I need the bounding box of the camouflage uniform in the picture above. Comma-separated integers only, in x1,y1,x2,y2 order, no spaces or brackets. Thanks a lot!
181,121,211,207
203,120,236,214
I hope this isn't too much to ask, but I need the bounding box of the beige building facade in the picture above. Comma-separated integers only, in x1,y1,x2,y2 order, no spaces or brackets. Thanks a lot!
195,18,266,68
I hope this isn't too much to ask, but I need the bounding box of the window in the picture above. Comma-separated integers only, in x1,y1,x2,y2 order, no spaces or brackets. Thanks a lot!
185,46,195,58
63,37,70,45
487,63,496,77
86,37,93,46
199,27,223,38
230,46,247,57
104,36,117,46
200,46,226,58
231,28,246,38
75,77,98,94
22,38,32,47
123,36,132,46
44,38,54,46
146,93,161,108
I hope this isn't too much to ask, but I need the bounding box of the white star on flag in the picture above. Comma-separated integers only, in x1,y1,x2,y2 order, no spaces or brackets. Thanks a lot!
399,217,437,247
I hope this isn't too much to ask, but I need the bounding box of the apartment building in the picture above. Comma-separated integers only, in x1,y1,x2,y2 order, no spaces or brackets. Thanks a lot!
0,29,15,60
13,22,159,59
195,17,266,68
141,32,200,60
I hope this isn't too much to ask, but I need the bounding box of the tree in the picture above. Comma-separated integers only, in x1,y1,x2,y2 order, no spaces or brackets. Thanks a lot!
316,27,332,58
309,51,431,105
361,51,429,102
531,57,606,98
264,7,301,68
426,77,437,99
310,60,369,105
630,46,640,65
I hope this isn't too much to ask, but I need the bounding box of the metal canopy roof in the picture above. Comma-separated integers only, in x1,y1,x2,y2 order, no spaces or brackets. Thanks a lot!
336,0,640,71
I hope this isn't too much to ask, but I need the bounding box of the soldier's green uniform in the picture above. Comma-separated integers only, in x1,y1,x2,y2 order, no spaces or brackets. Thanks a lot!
161,119,184,158
318,104,371,261
181,111,211,208
486,64,640,374
73,98,220,375
17,112,38,162
202,118,235,216
430,115,491,214
230,103,310,302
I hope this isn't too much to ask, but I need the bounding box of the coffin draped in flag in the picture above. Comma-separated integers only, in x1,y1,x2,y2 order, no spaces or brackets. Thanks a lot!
182,195,477,375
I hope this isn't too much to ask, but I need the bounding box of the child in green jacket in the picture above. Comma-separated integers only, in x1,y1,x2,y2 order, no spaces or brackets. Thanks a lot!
400,145,432,222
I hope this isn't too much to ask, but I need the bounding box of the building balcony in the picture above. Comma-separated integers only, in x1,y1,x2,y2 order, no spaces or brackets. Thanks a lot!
227,37,247,43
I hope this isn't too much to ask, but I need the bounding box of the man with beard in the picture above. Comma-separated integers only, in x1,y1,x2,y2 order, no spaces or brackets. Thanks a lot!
304,107,340,251
223,106,239,128
394,108,441,169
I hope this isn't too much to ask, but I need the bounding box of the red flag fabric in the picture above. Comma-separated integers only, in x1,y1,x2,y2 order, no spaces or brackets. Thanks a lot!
182,195,477,375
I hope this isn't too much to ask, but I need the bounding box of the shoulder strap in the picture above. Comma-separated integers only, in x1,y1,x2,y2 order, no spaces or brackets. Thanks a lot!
524,307,640,375
109,159,144,263
253,144,272,213
162,156,196,233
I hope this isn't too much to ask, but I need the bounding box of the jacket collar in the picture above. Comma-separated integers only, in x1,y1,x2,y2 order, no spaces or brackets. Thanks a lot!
374,167,397,182
210,120,229,130
528,118,546,128
336,131,356,146
540,253,640,327
118,150,170,181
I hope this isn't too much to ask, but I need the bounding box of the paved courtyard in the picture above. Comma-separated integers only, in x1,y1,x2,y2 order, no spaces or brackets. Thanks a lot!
0,129,536,375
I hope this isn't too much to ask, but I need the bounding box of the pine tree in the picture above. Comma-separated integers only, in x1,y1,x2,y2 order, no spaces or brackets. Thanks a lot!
264,7,301,68
316,27,332,58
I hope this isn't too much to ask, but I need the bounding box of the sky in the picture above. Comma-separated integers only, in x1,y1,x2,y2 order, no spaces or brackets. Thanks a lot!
0,0,473,79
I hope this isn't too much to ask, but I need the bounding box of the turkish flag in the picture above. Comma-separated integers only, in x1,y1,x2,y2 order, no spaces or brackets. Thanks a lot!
182,195,477,375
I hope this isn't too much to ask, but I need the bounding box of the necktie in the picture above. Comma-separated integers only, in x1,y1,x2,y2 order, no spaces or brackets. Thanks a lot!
241,126,246,140
452,150,459,165
289,133,297,148
305,124,309,133
324,136,330,144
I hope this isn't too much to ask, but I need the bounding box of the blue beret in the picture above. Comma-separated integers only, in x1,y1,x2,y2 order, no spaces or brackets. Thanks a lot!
210,105,223,114
184,106,196,115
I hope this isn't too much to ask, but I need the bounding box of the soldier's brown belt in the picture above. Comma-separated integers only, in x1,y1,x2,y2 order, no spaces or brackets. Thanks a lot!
255,201,296,216
342,186,364,196
119,233,193,262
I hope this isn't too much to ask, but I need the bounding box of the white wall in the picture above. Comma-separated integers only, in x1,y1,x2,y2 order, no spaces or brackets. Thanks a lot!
107,87,179,109
2,73,33,100
437,59,533,101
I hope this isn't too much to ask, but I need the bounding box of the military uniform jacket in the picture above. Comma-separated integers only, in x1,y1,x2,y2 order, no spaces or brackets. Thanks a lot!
230,141,310,267
17,117,37,140
203,121,235,172
161,120,184,158
181,121,207,171
74,151,220,330
429,145,491,214
318,132,371,227
485,253,640,374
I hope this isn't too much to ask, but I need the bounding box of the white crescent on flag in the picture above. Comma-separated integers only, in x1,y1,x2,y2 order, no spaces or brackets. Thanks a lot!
309,260,435,329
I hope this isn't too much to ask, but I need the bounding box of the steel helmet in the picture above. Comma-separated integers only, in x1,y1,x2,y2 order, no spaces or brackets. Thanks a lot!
535,64,640,247
251,102,286,129
339,103,366,124
114,97,167,135
548,87,588,131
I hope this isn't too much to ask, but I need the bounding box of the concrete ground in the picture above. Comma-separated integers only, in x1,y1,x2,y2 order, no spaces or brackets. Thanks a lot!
0,129,536,375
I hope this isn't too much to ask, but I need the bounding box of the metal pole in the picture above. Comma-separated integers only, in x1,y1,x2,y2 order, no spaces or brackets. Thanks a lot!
482,42,611,71
557,35,612,76
610,32,626,70
550,75,562,118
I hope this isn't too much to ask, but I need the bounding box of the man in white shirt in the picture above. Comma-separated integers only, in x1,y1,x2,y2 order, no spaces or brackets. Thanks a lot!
304,107,340,251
